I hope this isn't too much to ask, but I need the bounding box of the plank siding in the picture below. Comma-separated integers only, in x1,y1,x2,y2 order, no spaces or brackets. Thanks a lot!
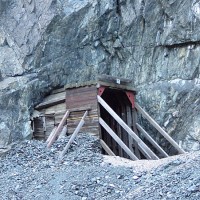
66,86,97,109
66,85,99,136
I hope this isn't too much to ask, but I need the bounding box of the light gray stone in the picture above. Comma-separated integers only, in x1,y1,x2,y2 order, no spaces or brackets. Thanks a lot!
0,122,10,147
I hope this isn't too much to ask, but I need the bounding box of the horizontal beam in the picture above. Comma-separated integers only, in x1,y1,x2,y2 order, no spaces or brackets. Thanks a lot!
136,123,169,158
97,95,159,160
99,118,138,160
135,103,185,154
96,81,136,93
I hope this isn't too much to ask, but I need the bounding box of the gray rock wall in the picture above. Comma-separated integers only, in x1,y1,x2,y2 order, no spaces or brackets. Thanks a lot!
0,0,199,151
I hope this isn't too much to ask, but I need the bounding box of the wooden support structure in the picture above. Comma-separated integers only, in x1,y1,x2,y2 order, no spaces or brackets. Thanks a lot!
99,118,138,160
58,125,68,140
47,110,70,148
32,75,185,160
136,123,169,158
126,106,134,156
46,126,57,144
59,111,88,159
100,139,116,156
97,95,159,160
135,103,185,154
131,108,141,158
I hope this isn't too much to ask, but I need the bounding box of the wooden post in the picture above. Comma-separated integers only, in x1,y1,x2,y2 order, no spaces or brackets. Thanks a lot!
58,125,68,140
136,123,169,158
135,103,185,154
46,126,57,143
100,139,116,156
126,106,133,151
47,110,70,148
59,111,88,159
99,118,138,160
130,107,141,158
121,105,129,158
116,107,123,157
97,95,159,160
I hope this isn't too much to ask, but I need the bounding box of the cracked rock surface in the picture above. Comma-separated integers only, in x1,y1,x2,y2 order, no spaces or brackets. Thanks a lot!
0,133,200,200
0,0,199,150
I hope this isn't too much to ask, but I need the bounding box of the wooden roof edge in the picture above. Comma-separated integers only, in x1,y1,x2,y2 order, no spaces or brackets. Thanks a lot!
97,81,137,93
64,80,97,89
35,98,65,110
64,79,137,93
51,87,65,94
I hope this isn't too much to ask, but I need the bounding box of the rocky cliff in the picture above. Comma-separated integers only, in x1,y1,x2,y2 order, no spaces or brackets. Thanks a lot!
0,0,199,151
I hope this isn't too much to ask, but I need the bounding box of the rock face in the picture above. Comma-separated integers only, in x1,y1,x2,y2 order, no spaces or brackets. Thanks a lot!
0,0,199,151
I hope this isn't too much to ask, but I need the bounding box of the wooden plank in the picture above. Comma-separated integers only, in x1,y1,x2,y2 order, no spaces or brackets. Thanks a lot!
44,103,66,115
132,108,141,159
69,106,92,112
67,125,99,130
97,95,159,160
97,98,103,140
96,81,136,93
66,85,97,96
66,97,97,107
51,87,65,94
46,126,57,143
47,110,70,148
135,103,185,154
67,115,98,122
36,92,66,109
66,101,97,110
136,123,169,158
121,104,129,158
58,125,68,140
66,88,97,96
100,139,116,156
126,106,134,153
59,111,88,159
99,118,138,160
116,107,123,156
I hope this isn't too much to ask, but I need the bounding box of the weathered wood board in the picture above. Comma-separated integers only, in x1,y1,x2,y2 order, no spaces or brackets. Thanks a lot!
65,85,99,135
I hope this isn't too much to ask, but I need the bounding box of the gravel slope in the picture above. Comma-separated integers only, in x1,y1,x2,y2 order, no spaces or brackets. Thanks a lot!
0,133,200,200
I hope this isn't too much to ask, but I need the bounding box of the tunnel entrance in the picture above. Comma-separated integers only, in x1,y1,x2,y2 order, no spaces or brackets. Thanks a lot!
32,75,185,160
99,88,140,159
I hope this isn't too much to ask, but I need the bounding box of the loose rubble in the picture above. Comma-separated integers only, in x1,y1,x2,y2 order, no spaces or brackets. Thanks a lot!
0,133,200,200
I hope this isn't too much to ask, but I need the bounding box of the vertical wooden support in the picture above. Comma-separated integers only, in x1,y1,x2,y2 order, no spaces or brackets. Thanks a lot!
116,106,123,157
132,108,141,159
126,106,134,152
42,116,46,132
125,91,135,108
121,105,129,158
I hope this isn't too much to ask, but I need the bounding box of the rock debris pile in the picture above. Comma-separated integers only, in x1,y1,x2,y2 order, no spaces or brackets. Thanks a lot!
0,133,200,200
